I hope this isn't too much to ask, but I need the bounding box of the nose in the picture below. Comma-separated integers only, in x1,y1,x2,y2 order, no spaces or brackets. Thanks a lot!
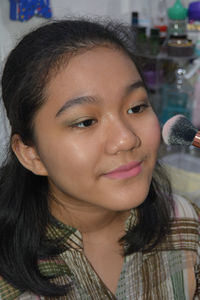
104,118,141,155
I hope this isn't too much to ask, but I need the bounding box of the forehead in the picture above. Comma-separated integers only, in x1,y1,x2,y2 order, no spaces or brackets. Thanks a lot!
33,46,145,134
45,46,140,99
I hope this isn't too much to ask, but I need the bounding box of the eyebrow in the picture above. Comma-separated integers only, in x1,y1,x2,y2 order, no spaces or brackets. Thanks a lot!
55,80,145,118
55,96,97,118
125,80,146,95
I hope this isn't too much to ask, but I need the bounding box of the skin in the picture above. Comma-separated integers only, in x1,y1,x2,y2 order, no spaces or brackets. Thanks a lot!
13,46,161,293
33,46,161,218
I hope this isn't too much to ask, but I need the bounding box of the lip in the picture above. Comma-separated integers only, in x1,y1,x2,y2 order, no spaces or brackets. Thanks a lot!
104,161,142,179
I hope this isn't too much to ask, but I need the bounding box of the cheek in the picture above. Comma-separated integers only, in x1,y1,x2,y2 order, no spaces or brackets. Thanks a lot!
150,118,161,146
142,115,161,152
38,136,97,177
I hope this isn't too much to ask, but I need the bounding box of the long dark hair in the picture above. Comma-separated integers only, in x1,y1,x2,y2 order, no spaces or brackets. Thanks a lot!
0,18,173,297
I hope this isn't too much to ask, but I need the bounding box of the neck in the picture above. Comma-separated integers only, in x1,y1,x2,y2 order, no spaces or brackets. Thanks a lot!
49,193,129,241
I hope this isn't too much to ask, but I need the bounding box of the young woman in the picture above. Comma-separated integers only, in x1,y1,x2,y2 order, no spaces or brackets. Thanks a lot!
0,19,199,299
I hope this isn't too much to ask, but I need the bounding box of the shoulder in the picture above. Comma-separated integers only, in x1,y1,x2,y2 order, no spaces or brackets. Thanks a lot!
171,194,200,251
170,195,200,297
171,194,200,248
0,275,20,300
0,276,43,300
172,194,200,221
155,194,200,253
170,194,200,243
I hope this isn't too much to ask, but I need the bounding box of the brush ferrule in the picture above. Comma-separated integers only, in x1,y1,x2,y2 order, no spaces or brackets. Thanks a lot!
192,131,200,148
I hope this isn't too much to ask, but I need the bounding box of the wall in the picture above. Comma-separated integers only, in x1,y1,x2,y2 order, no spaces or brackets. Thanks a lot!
0,0,193,62
0,0,134,62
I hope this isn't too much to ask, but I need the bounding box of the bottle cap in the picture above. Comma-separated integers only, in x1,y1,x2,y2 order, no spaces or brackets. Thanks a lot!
132,11,138,25
137,26,146,35
168,0,187,20
155,25,167,32
150,28,160,37
132,12,138,18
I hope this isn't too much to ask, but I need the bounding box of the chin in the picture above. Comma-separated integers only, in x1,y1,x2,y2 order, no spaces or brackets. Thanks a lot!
108,181,151,211
104,192,148,212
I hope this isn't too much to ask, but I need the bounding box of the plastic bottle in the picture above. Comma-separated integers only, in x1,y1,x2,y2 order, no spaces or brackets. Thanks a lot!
167,0,188,37
136,26,148,55
156,0,168,27
139,0,152,37
131,12,139,26
167,0,194,57
149,28,161,55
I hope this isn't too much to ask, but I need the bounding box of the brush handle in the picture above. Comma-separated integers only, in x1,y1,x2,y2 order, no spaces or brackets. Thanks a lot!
192,131,200,148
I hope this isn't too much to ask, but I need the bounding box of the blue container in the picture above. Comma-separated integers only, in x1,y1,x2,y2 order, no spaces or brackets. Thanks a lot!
188,1,200,21
9,0,52,22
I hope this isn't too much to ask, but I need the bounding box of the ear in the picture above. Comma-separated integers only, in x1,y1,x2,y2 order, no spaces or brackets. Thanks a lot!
11,134,48,176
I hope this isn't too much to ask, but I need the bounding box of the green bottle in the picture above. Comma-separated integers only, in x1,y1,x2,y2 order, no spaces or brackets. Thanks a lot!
168,0,188,37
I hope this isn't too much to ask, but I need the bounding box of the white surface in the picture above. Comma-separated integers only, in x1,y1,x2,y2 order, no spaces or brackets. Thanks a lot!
161,152,200,173
161,152,200,206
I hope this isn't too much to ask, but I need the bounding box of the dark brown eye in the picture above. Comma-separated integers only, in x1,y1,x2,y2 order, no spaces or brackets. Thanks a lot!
72,119,96,128
127,104,148,114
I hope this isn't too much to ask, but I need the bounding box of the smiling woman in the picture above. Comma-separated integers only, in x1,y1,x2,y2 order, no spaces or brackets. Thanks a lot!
0,19,199,299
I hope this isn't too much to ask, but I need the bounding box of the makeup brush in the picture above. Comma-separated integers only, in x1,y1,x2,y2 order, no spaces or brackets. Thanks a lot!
162,114,200,148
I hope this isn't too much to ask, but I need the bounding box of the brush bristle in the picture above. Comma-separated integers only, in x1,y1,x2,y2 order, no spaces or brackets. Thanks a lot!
162,115,197,146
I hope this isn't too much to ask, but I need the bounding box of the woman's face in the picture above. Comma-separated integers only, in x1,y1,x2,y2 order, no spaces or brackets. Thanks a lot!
33,46,161,212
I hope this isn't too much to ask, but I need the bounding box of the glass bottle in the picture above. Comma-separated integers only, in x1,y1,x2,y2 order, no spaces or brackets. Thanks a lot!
160,65,193,124
149,28,161,55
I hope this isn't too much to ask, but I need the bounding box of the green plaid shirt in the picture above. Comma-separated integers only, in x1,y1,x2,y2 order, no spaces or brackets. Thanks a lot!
0,195,200,299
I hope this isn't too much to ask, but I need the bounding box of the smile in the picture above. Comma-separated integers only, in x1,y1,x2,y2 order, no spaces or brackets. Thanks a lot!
104,161,142,179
